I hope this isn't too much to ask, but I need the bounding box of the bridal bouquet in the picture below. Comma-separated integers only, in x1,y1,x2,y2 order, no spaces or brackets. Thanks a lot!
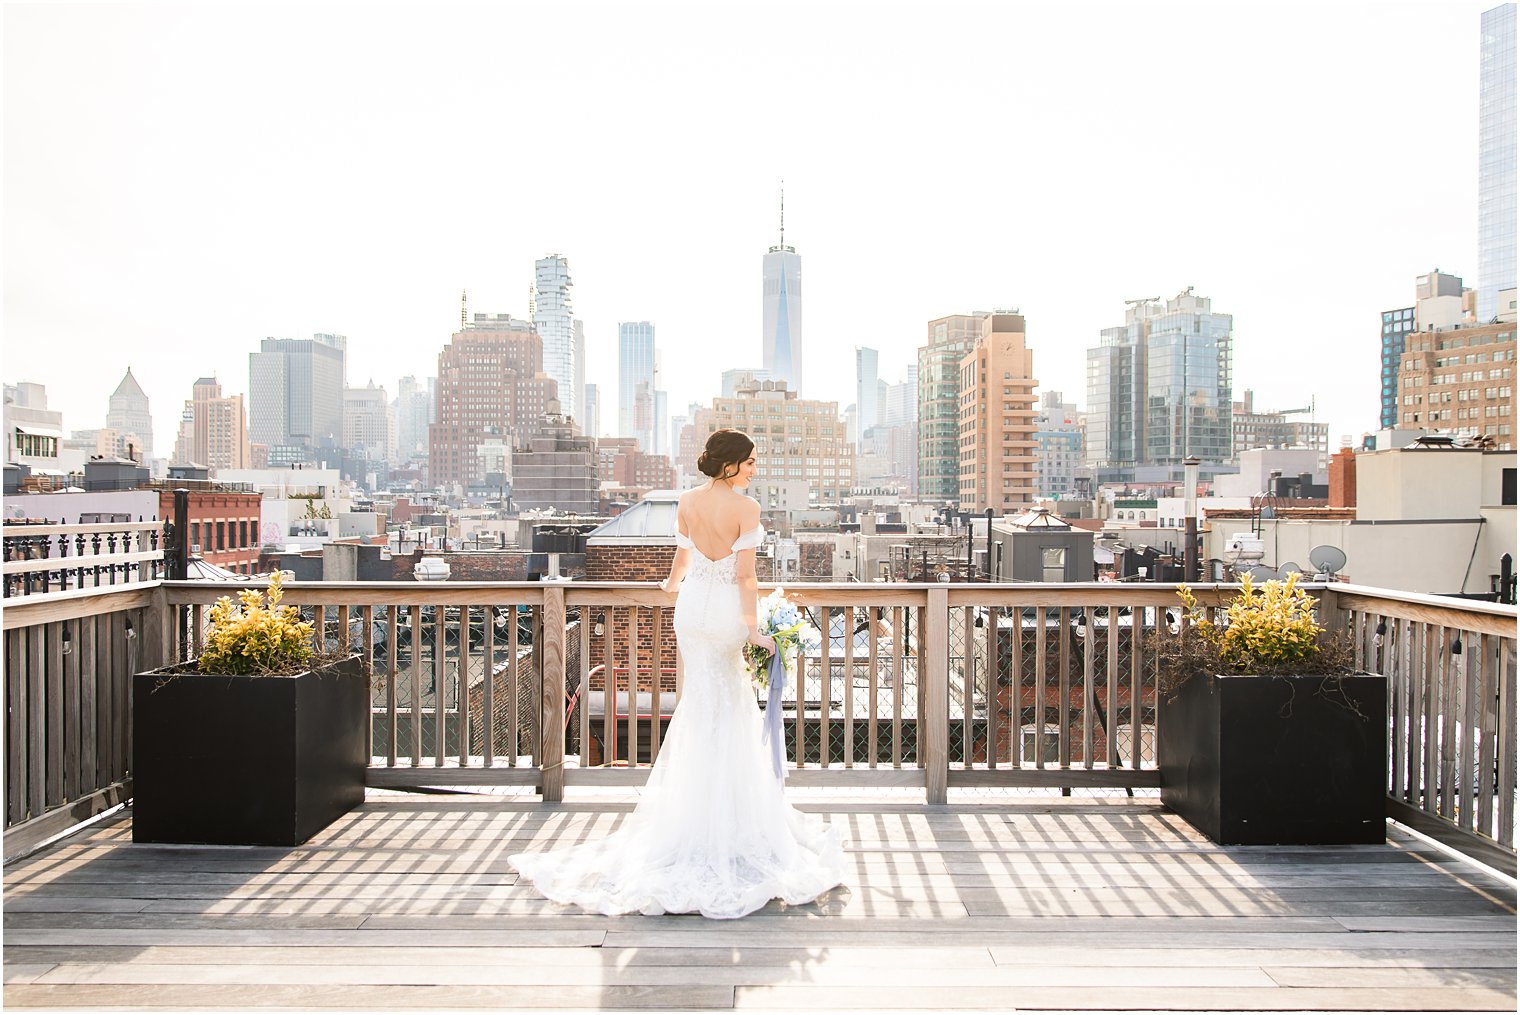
743,587,806,691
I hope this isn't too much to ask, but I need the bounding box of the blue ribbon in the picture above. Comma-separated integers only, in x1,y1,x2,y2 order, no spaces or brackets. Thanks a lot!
761,649,787,781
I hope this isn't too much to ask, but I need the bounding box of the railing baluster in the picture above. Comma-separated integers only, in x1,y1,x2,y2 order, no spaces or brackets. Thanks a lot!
1058,606,1071,771
923,587,949,805
1459,630,1477,832
1439,624,1457,821
577,612,590,768
312,605,326,655
960,606,972,768
433,606,446,768
337,605,351,654
1477,633,1495,838
409,605,422,767
984,602,998,768
7,630,26,824
45,621,64,808
598,609,612,767
1130,600,1144,771
1103,604,1117,767
361,605,374,764
385,605,398,769
1081,607,1095,770
650,606,663,763
63,619,80,804
540,586,566,803
1497,637,1517,849
79,617,97,797
625,606,638,767
820,606,831,768
1388,615,1406,804
843,605,855,769
867,606,880,769
1034,606,1047,770
97,615,115,790
1424,622,1439,814
795,634,806,770
891,605,903,768
458,605,471,768
482,607,495,768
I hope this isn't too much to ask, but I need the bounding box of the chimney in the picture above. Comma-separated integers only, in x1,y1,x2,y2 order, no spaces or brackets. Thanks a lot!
1329,448,1357,508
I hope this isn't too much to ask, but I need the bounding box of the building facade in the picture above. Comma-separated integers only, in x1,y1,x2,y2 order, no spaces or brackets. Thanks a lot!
1397,320,1517,448
695,380,852,508
172,377,251,470
920,315,987,502
1380,306,1416,429
343,382,394,465
597,437,678,499
618,321,656,450
1478,3,1517,324
762,203,802,393
533,255,578,424
3,381,63,479
1231,389,1330,457
392,375,432,467
248,334,347,459
511,415,598,515
105,368,153,461
855,346,879,439
957,313,1038,513
1034,390,1083,501
1086,289,1233,473
429,314,557,488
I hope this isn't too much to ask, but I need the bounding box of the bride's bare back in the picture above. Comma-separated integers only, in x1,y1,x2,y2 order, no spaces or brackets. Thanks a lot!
678,483,759,561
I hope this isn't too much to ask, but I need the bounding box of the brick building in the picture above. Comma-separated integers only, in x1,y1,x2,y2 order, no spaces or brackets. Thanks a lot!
695,380,853,509
430,314,558,488
158,487,262,574
597,437,677,500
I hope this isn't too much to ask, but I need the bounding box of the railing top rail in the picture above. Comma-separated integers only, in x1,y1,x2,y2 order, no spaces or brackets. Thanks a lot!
1331,583,1519,620
2,521,163,538
1,581,159,630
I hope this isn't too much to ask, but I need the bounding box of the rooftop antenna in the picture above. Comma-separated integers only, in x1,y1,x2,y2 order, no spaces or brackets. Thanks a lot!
780,179,785,249
460,289,468,329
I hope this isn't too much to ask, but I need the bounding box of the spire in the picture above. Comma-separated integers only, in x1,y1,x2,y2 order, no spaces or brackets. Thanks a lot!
779,179,785,249
461,289,468,329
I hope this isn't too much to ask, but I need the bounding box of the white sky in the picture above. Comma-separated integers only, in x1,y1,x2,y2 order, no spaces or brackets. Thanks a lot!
2,0,1492,455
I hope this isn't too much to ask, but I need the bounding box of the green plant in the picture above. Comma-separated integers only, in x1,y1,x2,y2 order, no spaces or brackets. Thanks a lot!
1160,573,1353,700
198,572,315,675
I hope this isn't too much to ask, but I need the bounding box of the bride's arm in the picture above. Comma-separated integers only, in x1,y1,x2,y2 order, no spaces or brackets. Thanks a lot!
659,547,690,595
659,505,693,594
735,549,775,652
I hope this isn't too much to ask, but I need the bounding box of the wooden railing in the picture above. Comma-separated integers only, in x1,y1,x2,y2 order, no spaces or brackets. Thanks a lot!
6,579,1515,872
2,584,166,859
2,521,166,599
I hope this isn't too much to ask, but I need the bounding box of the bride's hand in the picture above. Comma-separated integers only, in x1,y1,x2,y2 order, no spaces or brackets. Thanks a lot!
658,577,676,595
748,630,776,654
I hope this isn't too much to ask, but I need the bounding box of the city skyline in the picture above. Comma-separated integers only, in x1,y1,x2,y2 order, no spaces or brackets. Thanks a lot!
2,1,1501,454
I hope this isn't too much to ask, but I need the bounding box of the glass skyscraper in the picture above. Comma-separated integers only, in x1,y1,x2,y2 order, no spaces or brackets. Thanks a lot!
1379,306,1416,429
762,191,802,393
534,255,577,421
1086,290,1233,472
618,321,656,451
1478,4,1516,323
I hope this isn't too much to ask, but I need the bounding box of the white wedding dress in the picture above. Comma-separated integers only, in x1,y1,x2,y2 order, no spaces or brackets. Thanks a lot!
509,524,846,919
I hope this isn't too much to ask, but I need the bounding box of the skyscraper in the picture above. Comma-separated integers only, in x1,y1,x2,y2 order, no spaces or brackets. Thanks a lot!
618,321,656,450
1478,4,1516,323
1379,306,1416,429
534,255,578,423
584,382,601,441
392,375,432,466
248,334,347,460
1085,290,1233,474
573,319,586,428
172,377,251,470
343,382,393,465
430,314,556,488
919,315,987,502
762,190,802,393
957,314,1039,513
106,367,153,461
855,346,879,438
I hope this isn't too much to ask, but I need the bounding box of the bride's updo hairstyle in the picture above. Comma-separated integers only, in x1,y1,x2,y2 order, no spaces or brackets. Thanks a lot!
697,428,754,482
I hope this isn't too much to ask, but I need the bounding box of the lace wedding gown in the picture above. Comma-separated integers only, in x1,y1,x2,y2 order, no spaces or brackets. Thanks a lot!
509,524,845,919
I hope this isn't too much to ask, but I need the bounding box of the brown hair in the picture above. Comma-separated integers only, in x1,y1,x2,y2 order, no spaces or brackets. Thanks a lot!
697,428,755,480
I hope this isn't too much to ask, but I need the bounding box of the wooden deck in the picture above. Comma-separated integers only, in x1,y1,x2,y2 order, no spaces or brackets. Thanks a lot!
3,795,1516,1011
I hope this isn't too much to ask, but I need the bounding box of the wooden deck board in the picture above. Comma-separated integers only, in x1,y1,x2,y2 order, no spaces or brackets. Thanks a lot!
2,797,1514,1012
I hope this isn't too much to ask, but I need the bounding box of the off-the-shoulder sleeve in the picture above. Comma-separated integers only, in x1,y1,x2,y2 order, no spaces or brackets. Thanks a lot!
731,525,765,553
674,530,694,550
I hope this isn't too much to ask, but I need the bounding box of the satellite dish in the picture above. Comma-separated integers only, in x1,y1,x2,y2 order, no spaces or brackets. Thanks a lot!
1246,565,1276,581
1309,544,1347,575
1276,561,1304,580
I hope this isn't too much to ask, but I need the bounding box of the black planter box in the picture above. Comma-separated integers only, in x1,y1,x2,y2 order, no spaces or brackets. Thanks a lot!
133,655,368,846
1158,672,1387,845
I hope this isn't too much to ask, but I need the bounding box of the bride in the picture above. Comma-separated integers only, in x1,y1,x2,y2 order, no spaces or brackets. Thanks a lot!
509,428,845,919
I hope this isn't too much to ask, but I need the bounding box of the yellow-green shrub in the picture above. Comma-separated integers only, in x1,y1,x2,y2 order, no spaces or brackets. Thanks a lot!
198,572,315,675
